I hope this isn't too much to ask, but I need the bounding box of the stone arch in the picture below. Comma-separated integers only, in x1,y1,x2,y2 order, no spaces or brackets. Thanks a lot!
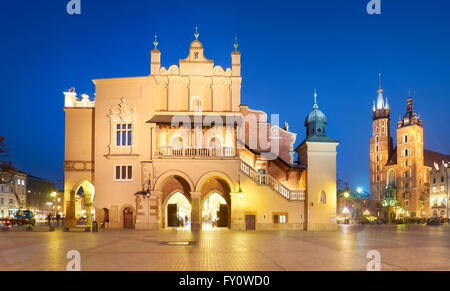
162,190,192,228
73,179,95,225
153,170,195,193
195,171,236,193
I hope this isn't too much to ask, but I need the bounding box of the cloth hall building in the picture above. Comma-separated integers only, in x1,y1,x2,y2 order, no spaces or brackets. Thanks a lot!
63,33,339,231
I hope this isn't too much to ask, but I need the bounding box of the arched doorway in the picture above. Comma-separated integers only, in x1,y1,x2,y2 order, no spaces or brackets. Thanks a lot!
202,192,229,230
102,208,110,228
123,208,134,229
196,172,234,231
74,180,95,226
166,192,192,229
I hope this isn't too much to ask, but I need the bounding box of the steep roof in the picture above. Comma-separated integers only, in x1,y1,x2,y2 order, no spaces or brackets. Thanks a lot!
385,148,450,168
424,150,450,167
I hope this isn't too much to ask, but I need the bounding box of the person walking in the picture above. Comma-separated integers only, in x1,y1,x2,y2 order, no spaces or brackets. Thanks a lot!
47,214,52,226
56,214,61,227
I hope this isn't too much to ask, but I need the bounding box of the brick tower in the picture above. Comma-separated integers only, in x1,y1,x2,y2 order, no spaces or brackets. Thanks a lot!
369,75,392,212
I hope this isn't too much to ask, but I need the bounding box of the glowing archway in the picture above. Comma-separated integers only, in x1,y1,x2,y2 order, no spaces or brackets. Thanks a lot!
74,180,95,226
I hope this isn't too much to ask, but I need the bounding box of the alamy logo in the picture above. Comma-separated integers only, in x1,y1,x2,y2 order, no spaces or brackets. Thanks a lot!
66,250,81,271
367,0,381,15
67,0,81,15
366,250,381,271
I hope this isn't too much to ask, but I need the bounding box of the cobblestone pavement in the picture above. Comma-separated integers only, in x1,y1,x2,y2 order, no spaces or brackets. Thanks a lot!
1,224,450,271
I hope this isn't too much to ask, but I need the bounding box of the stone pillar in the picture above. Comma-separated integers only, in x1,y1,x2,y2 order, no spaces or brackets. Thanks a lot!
190,192,202,231
230,192,245,230
64,190,76,227
135,195,150,229
149,191,162,229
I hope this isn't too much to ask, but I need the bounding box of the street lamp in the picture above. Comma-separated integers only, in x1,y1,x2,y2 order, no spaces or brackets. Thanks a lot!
357,187,363,194
343,192,350,198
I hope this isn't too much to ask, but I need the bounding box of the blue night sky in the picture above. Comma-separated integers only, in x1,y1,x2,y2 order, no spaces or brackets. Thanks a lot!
0,0,449,190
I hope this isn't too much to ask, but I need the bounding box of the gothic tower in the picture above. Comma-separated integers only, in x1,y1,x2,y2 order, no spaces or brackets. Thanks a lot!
370,75,392,206
395,93,427,217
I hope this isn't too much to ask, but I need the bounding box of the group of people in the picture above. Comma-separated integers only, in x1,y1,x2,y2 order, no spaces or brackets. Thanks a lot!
46,213,63,226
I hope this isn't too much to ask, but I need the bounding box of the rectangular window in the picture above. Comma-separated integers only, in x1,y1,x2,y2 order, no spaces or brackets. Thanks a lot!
114,165,133,181
116,123,133,146
0,198,3,205
273,213,288,224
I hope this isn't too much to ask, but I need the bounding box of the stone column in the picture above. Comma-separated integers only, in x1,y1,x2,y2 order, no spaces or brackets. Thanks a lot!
190,191,202,231
230,192,245,230
64,190,76,227
135,195,150,229
150,191,162,229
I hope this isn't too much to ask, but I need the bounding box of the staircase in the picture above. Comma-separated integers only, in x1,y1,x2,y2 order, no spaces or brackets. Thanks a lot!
239,160,305,201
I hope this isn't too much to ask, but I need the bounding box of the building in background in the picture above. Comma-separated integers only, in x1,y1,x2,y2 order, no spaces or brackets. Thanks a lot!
430,161,449,218
0,162,27,217
63,31,339,231
26,175,59,219
369,80,450,221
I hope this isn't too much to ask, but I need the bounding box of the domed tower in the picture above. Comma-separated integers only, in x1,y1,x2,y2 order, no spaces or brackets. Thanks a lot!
305,89,328,138
297,90,339,231
370,74,392,207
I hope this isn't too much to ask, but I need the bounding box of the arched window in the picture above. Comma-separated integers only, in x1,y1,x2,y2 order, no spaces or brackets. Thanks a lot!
375,145,379,152
191,96,203,112
172,136,184,149
375,136,379,143
404,148,409,157
387,169,396,187
208,137,221,149
403,134,408,143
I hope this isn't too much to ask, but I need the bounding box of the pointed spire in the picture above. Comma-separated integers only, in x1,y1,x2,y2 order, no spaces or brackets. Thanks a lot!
233,35,239,51
153,34,159,50
376,73,385,110
385,96,390,109
194,26,199,40
378,72,383,93
313,88,319,109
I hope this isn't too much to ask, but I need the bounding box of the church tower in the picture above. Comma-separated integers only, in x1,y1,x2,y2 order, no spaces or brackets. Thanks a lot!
395,93,427,217
370,75,392,205
298,90,339,231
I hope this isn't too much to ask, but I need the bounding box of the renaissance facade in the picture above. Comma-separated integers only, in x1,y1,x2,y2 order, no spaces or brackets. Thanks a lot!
63,32,339,231
369,82,450,220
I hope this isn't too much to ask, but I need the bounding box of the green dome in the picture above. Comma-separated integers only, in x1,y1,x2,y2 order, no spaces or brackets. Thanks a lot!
305,108,327,126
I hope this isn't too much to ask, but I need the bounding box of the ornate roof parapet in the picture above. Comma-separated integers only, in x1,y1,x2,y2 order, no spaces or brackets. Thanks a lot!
64,88,95,108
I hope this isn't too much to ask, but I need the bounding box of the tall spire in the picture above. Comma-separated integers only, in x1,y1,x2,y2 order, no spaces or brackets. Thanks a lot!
153,34,159,50
233,35,239,51
313,88,319,109
378,72,383,94
376,73,385,110
194,26,199,40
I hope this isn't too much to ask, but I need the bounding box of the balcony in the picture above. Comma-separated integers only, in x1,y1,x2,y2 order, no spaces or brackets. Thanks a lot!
156,146,238,159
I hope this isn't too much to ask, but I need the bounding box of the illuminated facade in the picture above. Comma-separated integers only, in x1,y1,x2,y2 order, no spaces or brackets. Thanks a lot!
63,32,339,231
0,166,27,218
369,81,450,220
430,161,450,218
